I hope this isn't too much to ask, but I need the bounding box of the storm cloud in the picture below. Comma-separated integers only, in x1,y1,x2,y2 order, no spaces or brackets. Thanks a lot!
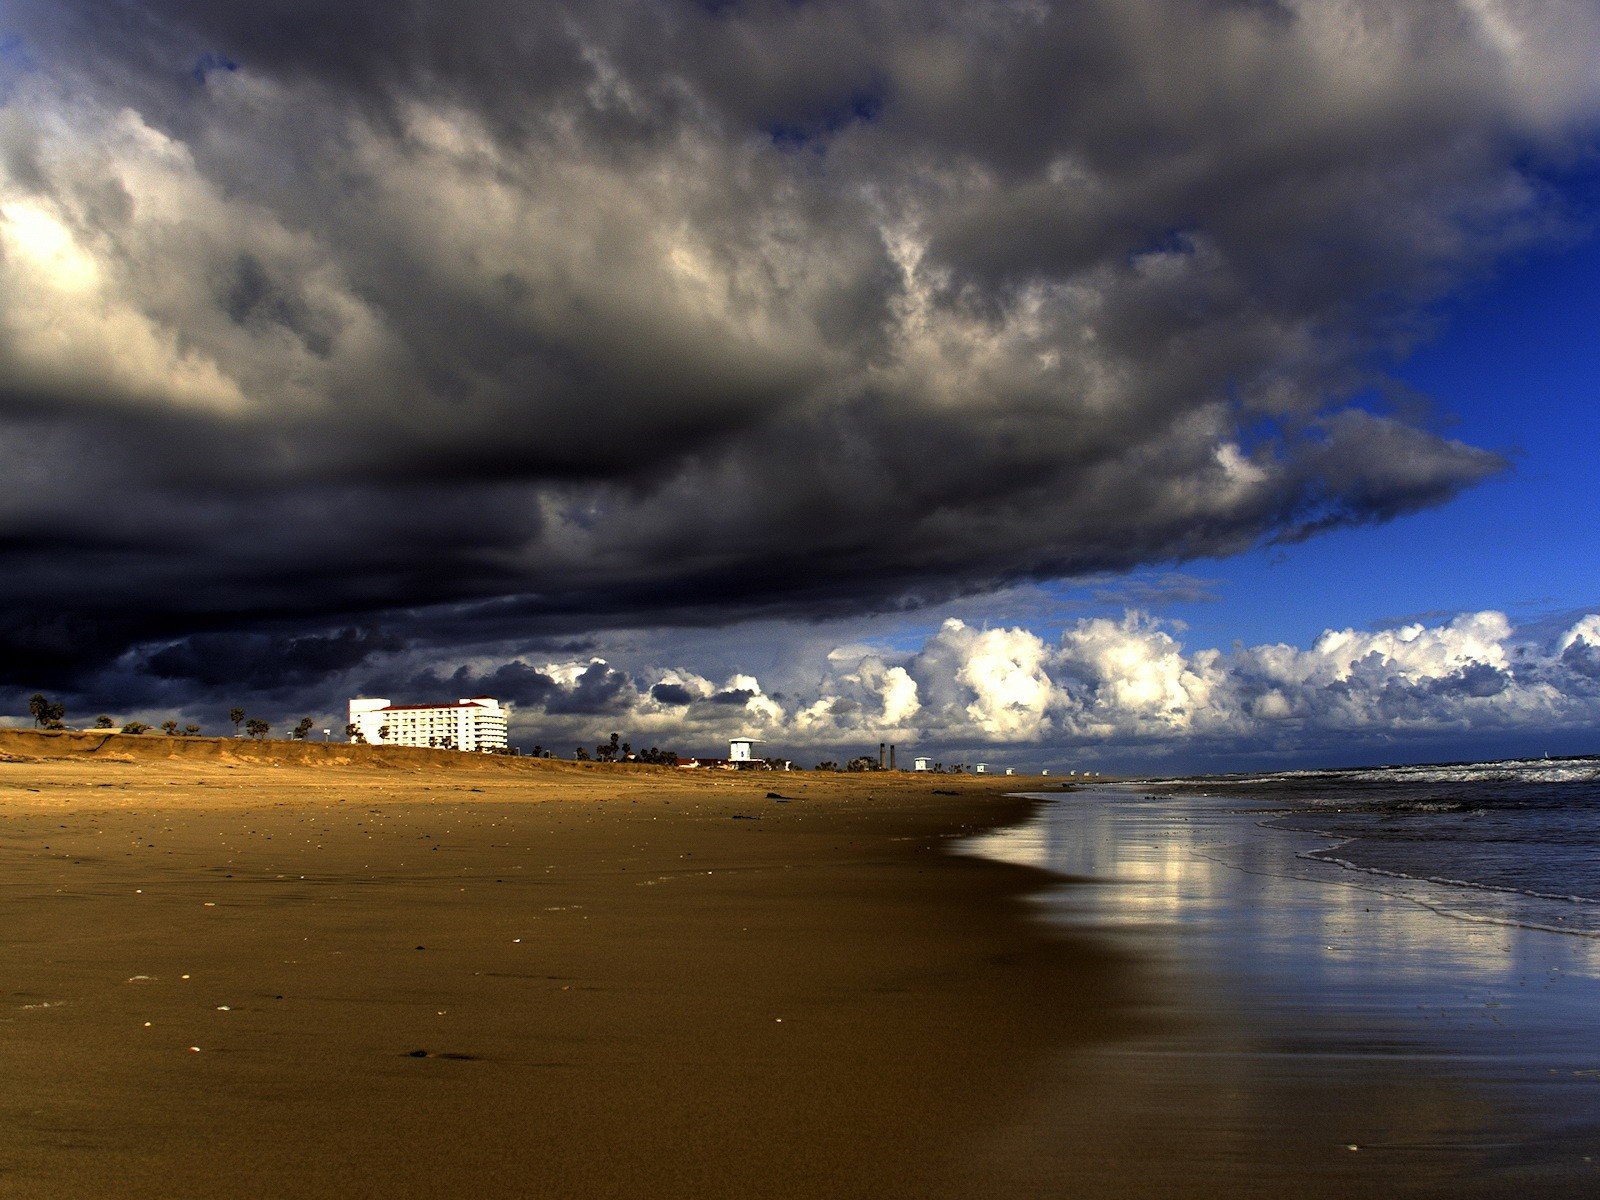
2,2,1598,697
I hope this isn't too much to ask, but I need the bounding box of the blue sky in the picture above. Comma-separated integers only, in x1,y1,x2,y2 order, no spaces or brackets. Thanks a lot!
1065,213,1600,655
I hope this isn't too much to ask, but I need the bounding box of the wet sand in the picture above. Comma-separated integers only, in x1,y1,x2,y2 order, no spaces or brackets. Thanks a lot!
1,731,1582,1197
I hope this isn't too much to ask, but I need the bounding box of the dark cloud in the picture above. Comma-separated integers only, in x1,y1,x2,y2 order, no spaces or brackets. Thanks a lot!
433,661,562,708
1560,636,1600,681
0,0,1595,702
1426,661,1511,698
143,628,402,690
650,682,694,706
543,662,637,716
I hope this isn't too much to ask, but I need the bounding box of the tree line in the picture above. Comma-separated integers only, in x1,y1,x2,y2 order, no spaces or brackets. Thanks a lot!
21,695,328,741
570,732,679,764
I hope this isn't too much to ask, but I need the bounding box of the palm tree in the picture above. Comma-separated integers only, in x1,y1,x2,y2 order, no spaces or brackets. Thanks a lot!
229,707,245,736
27,694,65,728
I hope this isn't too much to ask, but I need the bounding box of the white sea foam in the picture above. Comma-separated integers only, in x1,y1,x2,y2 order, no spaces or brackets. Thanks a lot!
1175,755,1600,789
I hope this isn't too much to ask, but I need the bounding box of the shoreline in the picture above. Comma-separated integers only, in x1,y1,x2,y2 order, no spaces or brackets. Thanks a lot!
0,739,1132,1199
1143,764,1600,939
966,786,1600,1198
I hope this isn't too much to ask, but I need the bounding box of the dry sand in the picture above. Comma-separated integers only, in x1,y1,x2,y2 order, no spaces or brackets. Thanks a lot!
0,731,1126,1199
0,730,1540,1198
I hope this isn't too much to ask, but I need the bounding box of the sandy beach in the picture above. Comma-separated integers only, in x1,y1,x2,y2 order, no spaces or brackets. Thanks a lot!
0,731,1125,1199
2,730,1592,1198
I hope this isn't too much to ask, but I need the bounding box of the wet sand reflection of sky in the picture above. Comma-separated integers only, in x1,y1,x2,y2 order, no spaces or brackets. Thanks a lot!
964,789,1600,1153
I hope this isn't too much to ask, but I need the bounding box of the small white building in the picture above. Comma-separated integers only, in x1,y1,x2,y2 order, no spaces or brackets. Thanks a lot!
913,756,932,772
679,738,783,770
1004,768,1015,776
974,763,988,774
348,697,508,753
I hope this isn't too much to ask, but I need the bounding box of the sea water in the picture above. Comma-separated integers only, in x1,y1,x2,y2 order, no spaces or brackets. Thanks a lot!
1167,756,1600,937
962,767,1600,1190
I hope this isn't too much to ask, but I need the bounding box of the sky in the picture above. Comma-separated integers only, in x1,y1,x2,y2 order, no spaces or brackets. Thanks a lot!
2,0,1599,773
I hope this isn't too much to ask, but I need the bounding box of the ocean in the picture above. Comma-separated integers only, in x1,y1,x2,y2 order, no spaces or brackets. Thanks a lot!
961,761,1600,1189
1155,756,1600,937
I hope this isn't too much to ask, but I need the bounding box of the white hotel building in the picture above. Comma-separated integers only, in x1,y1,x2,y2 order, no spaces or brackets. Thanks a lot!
348,697,509,753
